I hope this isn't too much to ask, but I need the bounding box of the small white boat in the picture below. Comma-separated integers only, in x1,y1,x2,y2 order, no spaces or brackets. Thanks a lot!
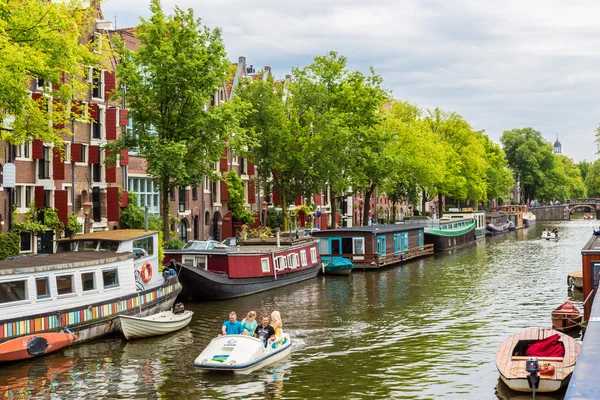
194,334,292,374
542,231,559,240
119,309,193,339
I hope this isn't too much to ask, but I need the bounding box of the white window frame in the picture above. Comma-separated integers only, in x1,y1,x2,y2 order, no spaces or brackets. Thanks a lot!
89,67,104,101
63,142,71,164
35,276,52,300
15,143,32,160
310,247,317,264
286,254,293,269
56,274,76,297
81,270,97,293
261,258,270,273
0,278,29,307
291,253,300,269
91,105,106,141
353,237,365,261
102,268,120,290
300,250,308,267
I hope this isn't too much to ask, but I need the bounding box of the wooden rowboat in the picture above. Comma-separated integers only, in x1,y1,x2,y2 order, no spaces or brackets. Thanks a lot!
496,327,580,393
551,301,582,332
119,310,193,339
0,332,75,362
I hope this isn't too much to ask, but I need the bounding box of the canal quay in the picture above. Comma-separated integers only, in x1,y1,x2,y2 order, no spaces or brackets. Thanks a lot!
0,220,592,399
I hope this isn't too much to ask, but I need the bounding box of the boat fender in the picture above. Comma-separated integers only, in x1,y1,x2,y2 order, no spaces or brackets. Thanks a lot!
540,364,555,375
141,262,153,283
27,336,49,357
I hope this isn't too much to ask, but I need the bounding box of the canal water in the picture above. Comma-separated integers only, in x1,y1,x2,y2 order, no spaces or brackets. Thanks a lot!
0,220,593,399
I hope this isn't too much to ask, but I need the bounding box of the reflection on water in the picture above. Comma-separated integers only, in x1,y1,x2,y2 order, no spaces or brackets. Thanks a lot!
0,220,592,399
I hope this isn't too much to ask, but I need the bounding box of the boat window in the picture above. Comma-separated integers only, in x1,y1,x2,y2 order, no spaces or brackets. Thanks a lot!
183,241,209,250
35,277,50,299
55,241,77,253
286,254,293,269
319,239,329,255
261,258,270,273
133,236,154,257
0,280,28,303
341,238,353,254
195,256,207,270
82,272,96,291
182,257,194,266
310,247,317,264
300,250,308,267
80,240,99,251
99,241,119,252
56,275,74,295
102,269,119,289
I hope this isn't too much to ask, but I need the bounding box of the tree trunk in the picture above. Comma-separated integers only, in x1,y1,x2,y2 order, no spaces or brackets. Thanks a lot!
282,191,288,232
330,189,336,229
362,184,375,226
438,192,444,218
421,190,428,215
162,180,171,241
391,200,396,223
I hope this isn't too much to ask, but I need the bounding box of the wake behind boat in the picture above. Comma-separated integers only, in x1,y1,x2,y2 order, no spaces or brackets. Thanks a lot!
194,334,291,374
119,306,193,339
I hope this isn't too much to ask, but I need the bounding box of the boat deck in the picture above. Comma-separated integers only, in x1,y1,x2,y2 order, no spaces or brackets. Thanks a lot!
496,327,579,382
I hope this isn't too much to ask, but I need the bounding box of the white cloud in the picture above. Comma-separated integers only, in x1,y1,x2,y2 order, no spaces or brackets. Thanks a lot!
103,0,600,161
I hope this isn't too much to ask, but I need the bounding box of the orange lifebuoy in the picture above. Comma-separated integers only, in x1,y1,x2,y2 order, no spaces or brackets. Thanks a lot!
141,262,152,283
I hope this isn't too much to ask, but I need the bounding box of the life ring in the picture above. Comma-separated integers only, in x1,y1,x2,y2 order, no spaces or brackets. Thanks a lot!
141,262,153,283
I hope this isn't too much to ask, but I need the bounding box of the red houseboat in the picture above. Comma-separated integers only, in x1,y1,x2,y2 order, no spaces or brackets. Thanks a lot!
163,239,322,301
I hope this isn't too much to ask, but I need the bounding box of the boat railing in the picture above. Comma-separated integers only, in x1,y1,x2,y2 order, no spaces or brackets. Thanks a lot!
320,244,434,268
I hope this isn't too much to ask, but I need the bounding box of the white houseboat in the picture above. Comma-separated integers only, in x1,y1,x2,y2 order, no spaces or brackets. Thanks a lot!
0,230,181,361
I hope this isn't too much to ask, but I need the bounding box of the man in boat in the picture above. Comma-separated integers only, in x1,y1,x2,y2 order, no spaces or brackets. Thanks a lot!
253,314,276,347
221,311,244,335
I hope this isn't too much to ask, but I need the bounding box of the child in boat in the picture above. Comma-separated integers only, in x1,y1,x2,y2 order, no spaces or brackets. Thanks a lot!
241,311,257,336
271,311,283,338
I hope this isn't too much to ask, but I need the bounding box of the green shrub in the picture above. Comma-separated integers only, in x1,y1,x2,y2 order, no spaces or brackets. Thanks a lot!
164,238,185,249
0,232,20,260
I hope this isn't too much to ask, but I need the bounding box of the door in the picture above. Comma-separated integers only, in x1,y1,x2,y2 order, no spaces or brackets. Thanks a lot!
37,230,54,254
330,238,342,254
418,230,424,248
377,236,386,259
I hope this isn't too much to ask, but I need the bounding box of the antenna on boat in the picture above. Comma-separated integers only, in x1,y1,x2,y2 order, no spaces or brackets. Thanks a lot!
145,205,149,232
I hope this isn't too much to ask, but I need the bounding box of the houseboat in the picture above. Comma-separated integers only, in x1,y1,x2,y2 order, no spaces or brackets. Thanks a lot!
500,205,525,230
406,216,477,251
523,210,537,227
579,234,600,320
485,212,510,235
163,239,321,301
443,208,486,239
311,225,434,270
0,230,181,361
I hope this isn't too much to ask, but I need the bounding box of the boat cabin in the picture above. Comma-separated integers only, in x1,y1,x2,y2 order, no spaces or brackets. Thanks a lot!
403,216,477,251
580,235,600,320
443,208,486,238
500,205,525,230
311,225,434,269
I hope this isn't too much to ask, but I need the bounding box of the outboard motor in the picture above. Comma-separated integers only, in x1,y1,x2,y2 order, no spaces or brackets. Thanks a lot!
173,302,185,314
526,358,540,397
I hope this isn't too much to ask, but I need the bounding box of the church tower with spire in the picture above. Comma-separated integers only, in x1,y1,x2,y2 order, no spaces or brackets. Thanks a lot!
554,134,562,154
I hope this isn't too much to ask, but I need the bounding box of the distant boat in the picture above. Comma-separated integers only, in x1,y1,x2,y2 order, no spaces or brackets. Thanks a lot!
0,332,75,362
485,212,510,235
542,231,560,240
523,211,537,227
551,302,582,332
119,309,194,340
322,256,354,275
567,270,583,290
584,214,594,220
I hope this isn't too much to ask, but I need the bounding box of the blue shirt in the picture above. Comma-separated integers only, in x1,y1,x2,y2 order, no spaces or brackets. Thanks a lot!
223,320,244,335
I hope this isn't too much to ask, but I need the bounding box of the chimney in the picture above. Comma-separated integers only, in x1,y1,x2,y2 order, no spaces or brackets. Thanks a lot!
265,66,272,75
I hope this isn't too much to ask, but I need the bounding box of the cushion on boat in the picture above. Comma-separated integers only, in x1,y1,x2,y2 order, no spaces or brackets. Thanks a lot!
525,334,565,358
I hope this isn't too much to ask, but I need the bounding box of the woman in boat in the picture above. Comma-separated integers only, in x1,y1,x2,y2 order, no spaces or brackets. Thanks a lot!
241,311,257,336
271,311,283,338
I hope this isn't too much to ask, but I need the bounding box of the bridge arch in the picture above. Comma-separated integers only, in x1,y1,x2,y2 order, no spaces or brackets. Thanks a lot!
569,204,596,214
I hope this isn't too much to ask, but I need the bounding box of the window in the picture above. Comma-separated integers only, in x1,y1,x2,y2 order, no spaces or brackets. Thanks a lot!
133,236,154,257
16,143,31,159
36,277,50,299
170,188,175,201
300,250,308,267
43,190,52,208
353,238,365,261
38,146,50,179
418,230,424,247
179,187,186,212
36,77,48,91
179,219,188,242
102,269,119,289
192,187,198,200
25,186,33,207
99,241,119,252
92,112,102,139
80,144,87,163
64,143,71,164
91,68,103,99
79,240,98,251
182,255,208,270
377,237,386,256
56,275,74,295
0,280,28,303
291,253,300,269
14,185,22,208
310,247,317,263
319,239,328,255
128,177,160,214
286,254,293,269
261,258,270,273
56,241,77,253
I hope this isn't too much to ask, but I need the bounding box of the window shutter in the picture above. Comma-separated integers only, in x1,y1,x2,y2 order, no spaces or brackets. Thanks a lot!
35,186,44,209
221,181,229,203
104,71,116,97
120,190,129,207
248,161,255,175
248,181,256,204
105,151,116,183
31,93,44,110
119,109,129,126
107,187,119,222
88,145,99,164
52,147,65,180
89,103,99,121
119,149,129,166
71,143,82,163
32,139,43,160
54,190,68,225
105,108,117,140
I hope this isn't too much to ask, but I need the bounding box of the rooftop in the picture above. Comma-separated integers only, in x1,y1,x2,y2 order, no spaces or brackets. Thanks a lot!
55,229,158,243
0,252,133,274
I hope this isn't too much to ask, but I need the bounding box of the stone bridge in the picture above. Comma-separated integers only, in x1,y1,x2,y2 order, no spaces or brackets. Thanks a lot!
529,200,600,221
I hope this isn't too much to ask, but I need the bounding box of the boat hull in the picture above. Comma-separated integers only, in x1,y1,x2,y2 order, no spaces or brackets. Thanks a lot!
177,264,322,301
567,271,583,289
485,223,510,235
119,310,194,339
523,218,536,227
0,333,75,362
324,268,352,276
499,373,567,393
424,226,476,252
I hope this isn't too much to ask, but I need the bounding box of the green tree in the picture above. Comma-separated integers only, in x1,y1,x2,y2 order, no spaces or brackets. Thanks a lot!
0,0,106,145
224,170,254,224
479,134,514,201
585,159,600,197
111,0,236,240
577,160,591,183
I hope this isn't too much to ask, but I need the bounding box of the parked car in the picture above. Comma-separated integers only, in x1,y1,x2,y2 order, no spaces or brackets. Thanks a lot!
183,240,227,250
222,237,237,247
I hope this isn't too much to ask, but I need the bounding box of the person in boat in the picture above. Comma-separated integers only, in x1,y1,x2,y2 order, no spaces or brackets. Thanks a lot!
221,311,244,336
253,314,276,347
552,228,559,237
595,227,600,236
271,311,283,338
241,311,257,336
543,228,549,236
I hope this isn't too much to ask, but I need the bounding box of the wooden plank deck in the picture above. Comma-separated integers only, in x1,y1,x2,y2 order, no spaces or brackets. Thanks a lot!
322,244,434,270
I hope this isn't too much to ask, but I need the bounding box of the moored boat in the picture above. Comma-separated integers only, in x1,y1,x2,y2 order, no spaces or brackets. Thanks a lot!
0,332,75,362
443,208,486,239
0,230,182,361
496,327,580,393
523,211,537,227
322,256,354,275
194,334,291,374
567,270,583,290
485,212,510,235
415,216,477,252
165,239,321,301
119,308,194,339
542,231,560,240
551,302,582,332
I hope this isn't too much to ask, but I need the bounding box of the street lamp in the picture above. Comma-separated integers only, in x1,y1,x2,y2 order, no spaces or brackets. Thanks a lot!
82,202,92,233
261,201,268,226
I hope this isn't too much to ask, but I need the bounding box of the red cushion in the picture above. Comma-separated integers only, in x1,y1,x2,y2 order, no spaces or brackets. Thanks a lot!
525,334,565,358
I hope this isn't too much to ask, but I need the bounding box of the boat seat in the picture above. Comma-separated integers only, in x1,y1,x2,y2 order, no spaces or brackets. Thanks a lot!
511,356,564,362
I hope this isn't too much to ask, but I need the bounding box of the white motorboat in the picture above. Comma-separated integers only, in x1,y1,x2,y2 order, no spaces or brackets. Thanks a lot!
194,334,292,374
542,231,559,240
119,309,193,339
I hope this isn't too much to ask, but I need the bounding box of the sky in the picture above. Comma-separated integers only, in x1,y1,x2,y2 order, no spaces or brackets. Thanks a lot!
102,0,600,162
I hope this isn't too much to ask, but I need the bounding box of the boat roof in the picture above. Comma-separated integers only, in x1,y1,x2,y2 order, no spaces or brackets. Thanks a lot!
581,235,600,254
311,224,421,236
55,229,158,242
0,252,133,275
486,212,507,217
